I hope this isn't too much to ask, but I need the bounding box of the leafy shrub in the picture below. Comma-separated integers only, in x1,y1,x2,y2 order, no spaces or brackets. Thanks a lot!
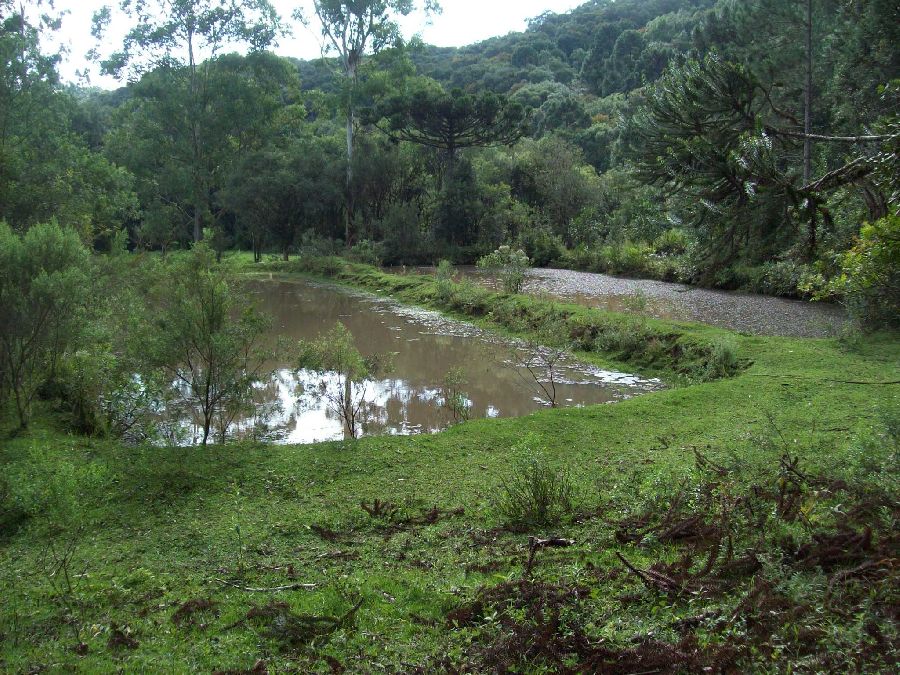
825,213,900,329
653,228,689,256
298,232,342,258
702,337,739,380
379,201,431,265
448,279,491,315
477,245,531,294
435,259,455,302
347,239,385,267
495,451,575,528
0,221,91,428
518,226,564,267
739,260,814,298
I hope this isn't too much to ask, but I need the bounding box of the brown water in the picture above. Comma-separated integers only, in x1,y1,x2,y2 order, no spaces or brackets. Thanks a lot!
210,279,661,444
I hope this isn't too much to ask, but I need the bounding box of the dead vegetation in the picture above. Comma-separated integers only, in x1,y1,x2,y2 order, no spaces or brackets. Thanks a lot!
226,598,364,652
171,598,219,628
441,450,899,672
359,499,465,533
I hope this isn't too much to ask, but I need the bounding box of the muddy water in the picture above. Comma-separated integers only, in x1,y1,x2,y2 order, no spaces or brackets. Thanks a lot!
394,267,847,338
222,279,661,444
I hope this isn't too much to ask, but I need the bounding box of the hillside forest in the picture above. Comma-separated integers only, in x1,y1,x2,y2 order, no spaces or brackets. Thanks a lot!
1,0,897,317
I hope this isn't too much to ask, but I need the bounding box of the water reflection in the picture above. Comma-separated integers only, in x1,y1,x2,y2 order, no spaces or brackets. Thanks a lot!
213,278,662,444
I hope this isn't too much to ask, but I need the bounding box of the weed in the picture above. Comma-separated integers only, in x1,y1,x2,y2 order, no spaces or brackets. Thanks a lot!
494,451,575,529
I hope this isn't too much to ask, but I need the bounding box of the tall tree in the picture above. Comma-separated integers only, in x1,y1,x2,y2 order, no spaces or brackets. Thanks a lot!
303,0,440,245
373,82,528,172
94,0,282,241
626,55,897,268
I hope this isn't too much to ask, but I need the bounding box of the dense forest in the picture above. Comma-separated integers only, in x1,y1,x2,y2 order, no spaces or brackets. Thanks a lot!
2,0,897,312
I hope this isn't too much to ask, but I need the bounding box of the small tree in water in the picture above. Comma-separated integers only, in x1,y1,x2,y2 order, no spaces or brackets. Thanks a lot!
477,246,531,294
144,244,272,446
511,319,573,409
297,322,394,439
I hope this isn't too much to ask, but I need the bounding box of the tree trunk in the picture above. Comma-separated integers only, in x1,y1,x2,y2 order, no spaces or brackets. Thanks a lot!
803,0,813,184
345,106,355,246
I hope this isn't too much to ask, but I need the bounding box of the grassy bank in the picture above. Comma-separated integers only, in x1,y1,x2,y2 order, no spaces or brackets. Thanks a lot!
1,257,898,673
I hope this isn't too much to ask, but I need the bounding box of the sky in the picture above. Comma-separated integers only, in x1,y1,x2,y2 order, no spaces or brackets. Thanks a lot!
43,0,587,88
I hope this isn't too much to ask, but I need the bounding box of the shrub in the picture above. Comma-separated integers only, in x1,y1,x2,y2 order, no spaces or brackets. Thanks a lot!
448,279,491,315
477,245,531,294
826,213,900,329
518,226,564,267
142,244,274,446
0,221,91,428
740,260,813,298
347,239,385,267
435,259,454,302
703,337,739,380
495,451,575,528
653,228,689,256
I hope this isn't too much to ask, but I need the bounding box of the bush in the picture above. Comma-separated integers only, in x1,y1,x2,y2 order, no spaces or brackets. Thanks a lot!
518,226,564,267
826,213,900,329
739,260,813,298
477,245,531,294
703,337,739,380
0,221,91,428
347,239,385,267
435,259,454,302
495,450,575,529
653,228,689,256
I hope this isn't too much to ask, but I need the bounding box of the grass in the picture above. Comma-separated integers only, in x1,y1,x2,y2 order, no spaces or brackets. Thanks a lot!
0,254,898,672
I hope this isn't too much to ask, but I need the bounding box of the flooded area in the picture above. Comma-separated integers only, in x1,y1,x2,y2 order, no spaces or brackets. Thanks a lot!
393,266,847,338
208,278,661,444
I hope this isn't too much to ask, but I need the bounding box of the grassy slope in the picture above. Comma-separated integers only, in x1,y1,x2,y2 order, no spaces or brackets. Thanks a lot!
0,260,897,672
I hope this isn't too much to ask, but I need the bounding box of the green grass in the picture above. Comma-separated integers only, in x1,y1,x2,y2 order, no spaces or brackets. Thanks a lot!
1,255,898,672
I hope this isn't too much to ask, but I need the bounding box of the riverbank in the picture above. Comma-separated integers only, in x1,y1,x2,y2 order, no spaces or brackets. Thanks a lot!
389,265,847,338
1,256,897,672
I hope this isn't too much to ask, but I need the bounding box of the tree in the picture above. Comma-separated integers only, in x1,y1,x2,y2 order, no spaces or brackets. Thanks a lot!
304,0,440,245
374,82,528,170
0,3,138,242
0,221,90,429
297,322,393,439
94,0,282,242
477,245,531,294
626,55,896,269
510,320,572,409
143,244,272,446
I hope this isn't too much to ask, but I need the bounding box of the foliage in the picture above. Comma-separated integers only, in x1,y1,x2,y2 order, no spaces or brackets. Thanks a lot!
826,212,900,329
495,447,575,528
296,322,394,439
374,81,529,159
142,245,273,445
434,259,454,301
0,221,90,428
440,366,470,424
477,245,531,294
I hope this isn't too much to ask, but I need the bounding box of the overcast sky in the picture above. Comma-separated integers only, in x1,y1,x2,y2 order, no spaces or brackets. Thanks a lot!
43,0,586,88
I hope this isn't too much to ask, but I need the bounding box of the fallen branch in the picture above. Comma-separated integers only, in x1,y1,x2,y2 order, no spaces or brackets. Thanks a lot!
616,552,685,595
215,579,317,593
525,537,576,575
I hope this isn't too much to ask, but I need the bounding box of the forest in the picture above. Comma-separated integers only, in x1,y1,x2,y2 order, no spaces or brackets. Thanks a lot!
1,0,897,307
0,0,898,672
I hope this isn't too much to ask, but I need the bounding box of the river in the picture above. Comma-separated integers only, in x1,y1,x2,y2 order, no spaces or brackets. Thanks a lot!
198,278,662,445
